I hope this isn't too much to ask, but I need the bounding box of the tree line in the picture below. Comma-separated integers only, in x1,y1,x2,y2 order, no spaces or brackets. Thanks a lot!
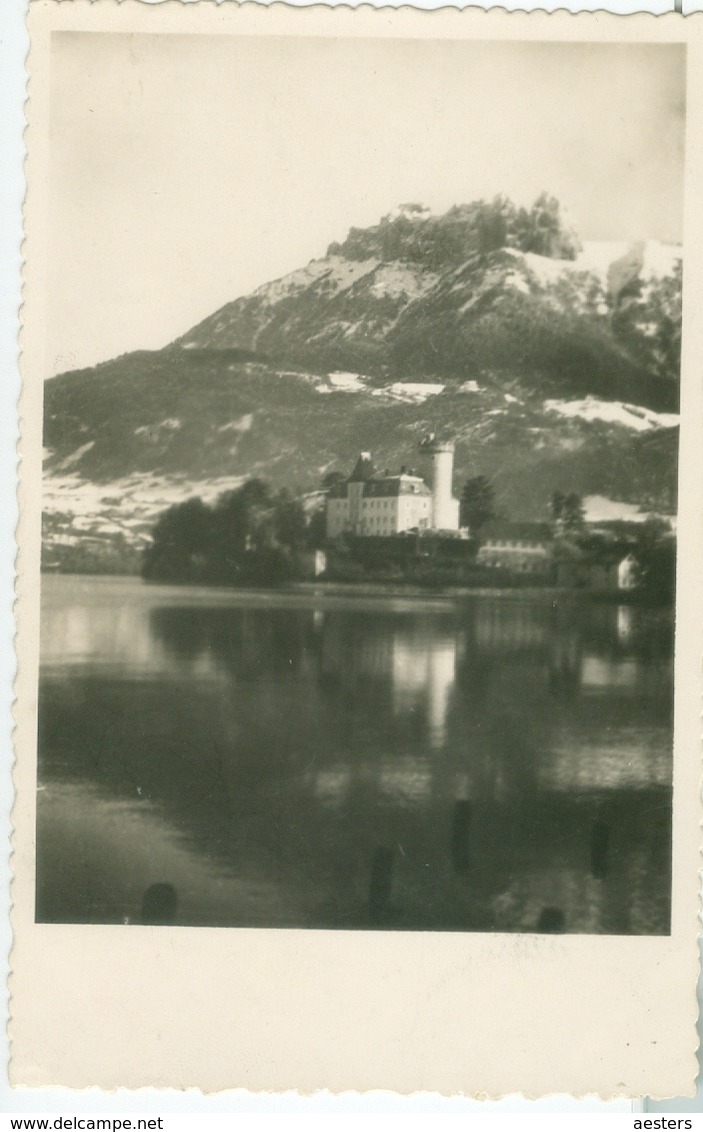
142,480,322,586
458,477,585,533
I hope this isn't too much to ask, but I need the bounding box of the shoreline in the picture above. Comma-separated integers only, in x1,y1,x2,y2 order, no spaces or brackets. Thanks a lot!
40,570,671,608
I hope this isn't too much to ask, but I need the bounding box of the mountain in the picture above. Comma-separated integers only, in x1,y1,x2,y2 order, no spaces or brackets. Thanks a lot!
176,200,680,404
41,198,681,572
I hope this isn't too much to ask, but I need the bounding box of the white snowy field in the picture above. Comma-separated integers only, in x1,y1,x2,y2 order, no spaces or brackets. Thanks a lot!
544,397,679,433
42,472,249,548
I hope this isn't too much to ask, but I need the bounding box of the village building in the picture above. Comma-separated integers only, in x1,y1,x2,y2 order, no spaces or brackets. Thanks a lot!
618,552,639,590
555,549,639,591
477,521,554,576
326,441,460,538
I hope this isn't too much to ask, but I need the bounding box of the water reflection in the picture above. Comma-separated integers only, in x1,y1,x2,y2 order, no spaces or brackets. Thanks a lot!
36,576,673,933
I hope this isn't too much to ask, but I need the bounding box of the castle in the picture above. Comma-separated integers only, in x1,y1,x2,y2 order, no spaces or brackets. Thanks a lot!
326,438,461,538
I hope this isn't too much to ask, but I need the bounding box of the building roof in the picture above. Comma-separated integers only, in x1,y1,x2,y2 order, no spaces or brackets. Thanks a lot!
327,481,350,498
364,475,431,498
327,474,431,499
348,452,376,482
327,451,432,498
481,521,553,543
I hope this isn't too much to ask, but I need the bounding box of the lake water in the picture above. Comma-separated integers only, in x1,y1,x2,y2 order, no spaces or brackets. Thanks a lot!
36,574,673,933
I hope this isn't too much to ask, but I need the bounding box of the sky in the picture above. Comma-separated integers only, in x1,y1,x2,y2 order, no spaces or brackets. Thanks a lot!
46,32,686,374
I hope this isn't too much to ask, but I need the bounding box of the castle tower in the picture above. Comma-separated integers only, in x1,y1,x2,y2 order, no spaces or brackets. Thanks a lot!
420,438,459,530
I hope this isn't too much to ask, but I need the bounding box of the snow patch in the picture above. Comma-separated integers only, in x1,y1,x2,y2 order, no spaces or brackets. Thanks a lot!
42,472,254,550
584,495,655,524
327,372,367,392
135,418,182,439
373,382,445,404
544,397,679,433
53,441,95,472
523,241,681,291
503,272,531,296
257,255,379,306
369,263,438,302
458,380,482,394
522,253,571,287
254,258,339,304
217,413,254,434
576,242,633,277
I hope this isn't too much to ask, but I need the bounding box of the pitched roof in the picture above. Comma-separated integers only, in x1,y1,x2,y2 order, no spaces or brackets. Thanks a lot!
327,482,349,498
328,473,431,499
348,452,376,482
364,475,431,498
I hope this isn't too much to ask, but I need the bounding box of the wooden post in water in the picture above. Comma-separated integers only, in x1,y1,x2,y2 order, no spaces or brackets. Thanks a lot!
140,882,178,925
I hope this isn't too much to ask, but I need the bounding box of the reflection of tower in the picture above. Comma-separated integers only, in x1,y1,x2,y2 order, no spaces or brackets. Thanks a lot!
617,605,634,646
389,630,457,749
427,636,457,749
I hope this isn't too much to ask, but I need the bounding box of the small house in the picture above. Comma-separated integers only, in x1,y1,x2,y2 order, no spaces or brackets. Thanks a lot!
555,550,637,591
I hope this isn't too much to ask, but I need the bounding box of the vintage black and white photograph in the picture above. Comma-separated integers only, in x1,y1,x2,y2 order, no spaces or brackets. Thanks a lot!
33,28,684,937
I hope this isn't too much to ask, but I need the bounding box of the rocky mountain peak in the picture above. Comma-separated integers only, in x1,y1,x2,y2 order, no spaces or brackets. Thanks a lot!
325,193,581,269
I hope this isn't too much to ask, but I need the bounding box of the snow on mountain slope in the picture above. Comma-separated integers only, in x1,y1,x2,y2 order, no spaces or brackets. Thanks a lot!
544,397,679,432
373,382,445,404
369,262,440,301
169,202,680,418
317,372,368,393
175,253,444,371
521,240,681,292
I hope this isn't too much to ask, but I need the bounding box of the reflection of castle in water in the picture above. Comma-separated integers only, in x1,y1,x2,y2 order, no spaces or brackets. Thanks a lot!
39,581,674,933
318,613,459,750
92,596,674,812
